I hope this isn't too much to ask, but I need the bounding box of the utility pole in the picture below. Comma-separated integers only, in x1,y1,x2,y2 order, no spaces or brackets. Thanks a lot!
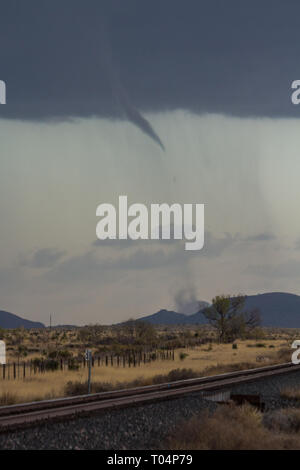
85,349,92,394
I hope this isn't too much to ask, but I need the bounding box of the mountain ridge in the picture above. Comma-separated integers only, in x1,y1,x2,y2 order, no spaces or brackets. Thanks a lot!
0,310,45,329
137,292,300,328
2,292,300,328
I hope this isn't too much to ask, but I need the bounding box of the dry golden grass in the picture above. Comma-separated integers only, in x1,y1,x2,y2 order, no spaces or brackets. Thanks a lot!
165,404,300,450
0,340,285,404
264,408,300,433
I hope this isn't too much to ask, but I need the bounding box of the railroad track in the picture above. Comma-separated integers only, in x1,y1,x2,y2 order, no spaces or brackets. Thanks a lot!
0,362,299,432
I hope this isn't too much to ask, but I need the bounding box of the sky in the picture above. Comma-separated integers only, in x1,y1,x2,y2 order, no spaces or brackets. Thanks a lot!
1,1,300,325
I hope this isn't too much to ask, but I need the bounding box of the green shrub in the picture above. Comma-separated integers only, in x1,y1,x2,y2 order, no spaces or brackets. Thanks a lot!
31,357,59,371
45,359,59,371
68,358,80,371
179,352,189,361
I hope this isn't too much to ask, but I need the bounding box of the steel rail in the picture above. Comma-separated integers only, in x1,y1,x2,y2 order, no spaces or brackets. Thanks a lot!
0,362,299,432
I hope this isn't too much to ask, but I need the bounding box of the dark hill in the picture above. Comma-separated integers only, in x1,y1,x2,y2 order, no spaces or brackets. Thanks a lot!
138,309,190,325
0,310,44,329
244,292,300,328
138,293,300,328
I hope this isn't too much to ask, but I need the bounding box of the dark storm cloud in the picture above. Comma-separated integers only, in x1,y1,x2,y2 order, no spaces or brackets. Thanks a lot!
244,233,276,242
43,229,277,285
92,224,182,248
93,238,177,248
44,246,187,284
92,230,276,254
99,20,165,149
2,0,300,120
19,248,66,268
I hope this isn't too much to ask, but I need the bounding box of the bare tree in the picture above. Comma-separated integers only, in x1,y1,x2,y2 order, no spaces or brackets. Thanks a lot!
203,295,261,342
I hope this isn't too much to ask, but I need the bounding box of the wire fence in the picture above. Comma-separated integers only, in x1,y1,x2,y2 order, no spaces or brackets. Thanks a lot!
0,349,175,380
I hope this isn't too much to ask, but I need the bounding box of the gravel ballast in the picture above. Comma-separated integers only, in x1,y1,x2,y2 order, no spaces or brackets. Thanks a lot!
0,394,216,450
1,369,300,449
